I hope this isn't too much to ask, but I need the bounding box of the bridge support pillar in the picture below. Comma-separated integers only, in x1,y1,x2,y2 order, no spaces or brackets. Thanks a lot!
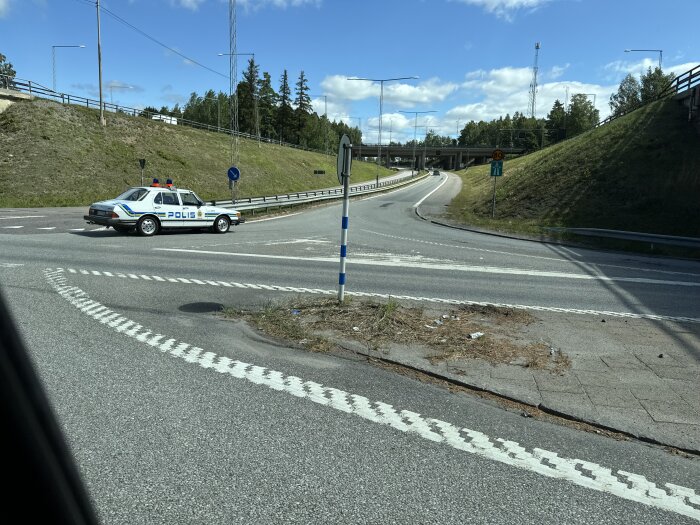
386,150,391,168
456,151,463,170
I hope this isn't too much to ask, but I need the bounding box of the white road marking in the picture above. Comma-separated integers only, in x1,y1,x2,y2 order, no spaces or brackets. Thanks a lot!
0,262,24,268
152,248,700,288
61,268,700,323
36,227,57,230
362,229,700,278
413,175,449,208
0,215,45,220
2,226,24,229
247,212,302,223
70,228,85,231
43,267,700,520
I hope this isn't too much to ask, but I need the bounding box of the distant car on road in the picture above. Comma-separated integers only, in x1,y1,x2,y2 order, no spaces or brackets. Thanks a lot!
433,169,440,176
84,183,244,236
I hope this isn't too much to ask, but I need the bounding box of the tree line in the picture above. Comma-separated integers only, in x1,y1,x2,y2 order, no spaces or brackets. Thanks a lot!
141,58,360,153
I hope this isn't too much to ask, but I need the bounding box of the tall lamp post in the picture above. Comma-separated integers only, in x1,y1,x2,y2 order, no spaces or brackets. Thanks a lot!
399,110,435,176
52,44,85,92
107,82,133,105
624,49,663,69
348,76,418,187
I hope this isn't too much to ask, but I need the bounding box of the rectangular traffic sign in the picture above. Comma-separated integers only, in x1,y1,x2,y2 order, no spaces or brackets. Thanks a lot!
490,160,503,177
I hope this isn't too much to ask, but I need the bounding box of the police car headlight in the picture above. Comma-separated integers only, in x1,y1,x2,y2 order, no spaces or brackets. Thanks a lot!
235,212,241,218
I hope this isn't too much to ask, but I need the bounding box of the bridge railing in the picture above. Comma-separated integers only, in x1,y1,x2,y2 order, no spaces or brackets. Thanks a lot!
0,74,336,157
597,64,700,127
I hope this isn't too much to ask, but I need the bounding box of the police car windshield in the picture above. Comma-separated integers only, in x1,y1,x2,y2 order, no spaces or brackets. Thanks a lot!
116,188,149,202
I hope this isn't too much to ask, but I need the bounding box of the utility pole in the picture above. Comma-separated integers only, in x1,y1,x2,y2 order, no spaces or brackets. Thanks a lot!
96,0,105,126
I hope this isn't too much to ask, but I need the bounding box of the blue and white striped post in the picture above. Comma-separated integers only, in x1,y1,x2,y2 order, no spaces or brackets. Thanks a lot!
337,136,352,303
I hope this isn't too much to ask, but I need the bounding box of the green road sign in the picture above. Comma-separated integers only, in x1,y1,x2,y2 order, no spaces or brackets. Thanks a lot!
490,160,503,177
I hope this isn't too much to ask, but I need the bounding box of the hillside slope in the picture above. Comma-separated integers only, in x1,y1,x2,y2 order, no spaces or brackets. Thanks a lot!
0,98,392,207
448,99,700,237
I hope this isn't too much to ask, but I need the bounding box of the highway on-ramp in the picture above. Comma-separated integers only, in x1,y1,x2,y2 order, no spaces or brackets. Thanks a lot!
1,173,699,524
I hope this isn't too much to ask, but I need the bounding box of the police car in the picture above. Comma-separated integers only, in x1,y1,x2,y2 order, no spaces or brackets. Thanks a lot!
84,180,244,236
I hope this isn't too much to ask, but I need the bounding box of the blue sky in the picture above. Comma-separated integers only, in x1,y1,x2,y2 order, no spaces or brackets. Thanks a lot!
2,0,698,143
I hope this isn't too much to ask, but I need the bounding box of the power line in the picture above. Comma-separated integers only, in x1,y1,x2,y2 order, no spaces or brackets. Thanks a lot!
74,0,227,79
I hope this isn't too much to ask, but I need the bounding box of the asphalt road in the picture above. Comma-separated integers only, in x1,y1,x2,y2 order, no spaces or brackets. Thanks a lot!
1,173,699,523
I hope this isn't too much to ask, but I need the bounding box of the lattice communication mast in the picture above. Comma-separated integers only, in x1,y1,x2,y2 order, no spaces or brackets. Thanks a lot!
528,42,540,119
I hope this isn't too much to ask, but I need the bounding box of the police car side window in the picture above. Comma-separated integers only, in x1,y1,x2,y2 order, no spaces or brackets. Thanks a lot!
162,192,179,205
154,193,162,205
181,193,198,206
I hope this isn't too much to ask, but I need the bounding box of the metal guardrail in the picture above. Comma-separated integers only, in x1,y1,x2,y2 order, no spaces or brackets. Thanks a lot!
0,74,336,157
597,64,700,127
544,227,700,248
211,172,429,212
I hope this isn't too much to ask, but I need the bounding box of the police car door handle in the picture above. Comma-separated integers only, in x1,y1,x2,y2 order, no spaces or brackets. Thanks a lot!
154,206,162,209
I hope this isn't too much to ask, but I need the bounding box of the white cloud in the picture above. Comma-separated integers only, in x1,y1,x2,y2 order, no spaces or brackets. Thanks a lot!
603,59,699,82
320,76,458,108
239,0,321,11
173,0,205,10
547,64,569,80
452,0,551,20
0,0,10,18
449,66,617,121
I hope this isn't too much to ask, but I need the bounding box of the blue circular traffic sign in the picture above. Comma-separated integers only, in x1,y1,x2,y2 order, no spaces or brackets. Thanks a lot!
228,166,241,181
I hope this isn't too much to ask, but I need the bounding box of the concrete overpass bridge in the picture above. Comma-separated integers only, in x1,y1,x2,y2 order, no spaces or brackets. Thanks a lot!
354,144,526,170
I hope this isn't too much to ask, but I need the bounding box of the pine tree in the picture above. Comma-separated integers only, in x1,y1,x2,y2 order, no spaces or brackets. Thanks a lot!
546,99,567,141
276,70,294,143
257,72,278,139
238,57,260,135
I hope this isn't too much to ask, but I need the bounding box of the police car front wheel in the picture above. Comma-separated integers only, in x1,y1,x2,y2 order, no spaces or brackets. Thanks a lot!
213,215,230,234
137,216,160,236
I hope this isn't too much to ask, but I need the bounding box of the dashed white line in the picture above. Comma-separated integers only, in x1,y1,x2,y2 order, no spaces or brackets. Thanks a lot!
2,226,24,229
37,227,57,230
152,248,700,288
60,268,700,323
0,215,46,220
42,267,700,521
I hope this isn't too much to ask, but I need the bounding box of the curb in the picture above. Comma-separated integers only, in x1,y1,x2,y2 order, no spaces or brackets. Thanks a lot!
346,344,699,456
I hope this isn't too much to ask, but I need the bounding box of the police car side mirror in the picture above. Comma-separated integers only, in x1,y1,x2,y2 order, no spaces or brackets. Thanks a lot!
197,201,202,208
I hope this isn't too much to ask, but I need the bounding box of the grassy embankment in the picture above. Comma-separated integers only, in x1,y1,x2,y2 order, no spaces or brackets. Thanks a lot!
448,98,700,238
0,98,393,208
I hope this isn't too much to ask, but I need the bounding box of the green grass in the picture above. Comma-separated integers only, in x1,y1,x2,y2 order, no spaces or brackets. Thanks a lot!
0,98,393,208
448,99,700,237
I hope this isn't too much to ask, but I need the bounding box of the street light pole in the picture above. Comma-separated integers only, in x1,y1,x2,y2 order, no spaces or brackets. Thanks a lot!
624,49,663,69
399,109,436,176
348,76,418,187
52,44,85,92
96,0,105,126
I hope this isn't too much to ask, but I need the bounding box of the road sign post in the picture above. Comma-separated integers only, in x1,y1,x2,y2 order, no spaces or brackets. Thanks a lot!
490,154,503,218
337,134,352,303
139,158,146,186
228,166,241,203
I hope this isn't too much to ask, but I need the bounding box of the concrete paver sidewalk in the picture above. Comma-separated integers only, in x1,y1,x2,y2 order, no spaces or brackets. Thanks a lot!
361,312,700,453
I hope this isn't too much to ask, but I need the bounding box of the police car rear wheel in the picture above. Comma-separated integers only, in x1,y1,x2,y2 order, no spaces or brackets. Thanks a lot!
213,215,230,234
137,216,159,236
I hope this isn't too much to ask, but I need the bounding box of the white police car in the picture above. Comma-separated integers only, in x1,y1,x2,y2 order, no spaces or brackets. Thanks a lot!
84,181,244,236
